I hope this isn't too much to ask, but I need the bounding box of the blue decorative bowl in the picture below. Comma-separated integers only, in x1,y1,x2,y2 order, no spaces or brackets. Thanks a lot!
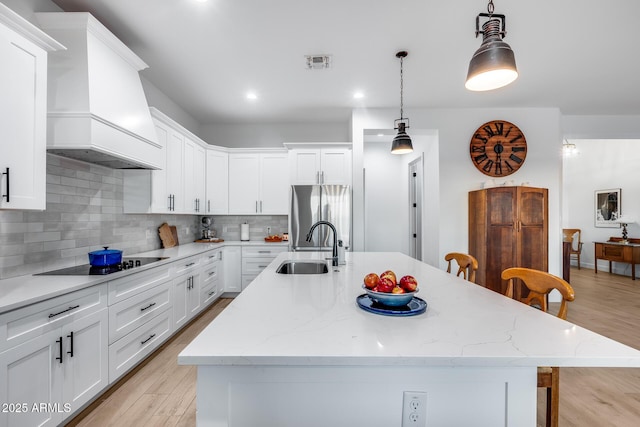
362,285,419,307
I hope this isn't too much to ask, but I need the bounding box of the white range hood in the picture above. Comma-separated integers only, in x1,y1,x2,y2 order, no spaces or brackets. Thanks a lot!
35,12,162,169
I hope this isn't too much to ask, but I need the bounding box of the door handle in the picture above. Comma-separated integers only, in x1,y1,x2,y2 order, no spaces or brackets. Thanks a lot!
67,331,74,358
56,337,63,363
2,167,9,203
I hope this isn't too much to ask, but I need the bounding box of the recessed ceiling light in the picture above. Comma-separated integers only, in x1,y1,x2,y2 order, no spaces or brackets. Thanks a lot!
246,92,258,100
353,92,365,99
194,0,209,3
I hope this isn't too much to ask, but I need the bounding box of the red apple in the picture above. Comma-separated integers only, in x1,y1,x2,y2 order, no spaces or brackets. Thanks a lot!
380,270,397,285
363,273,380,289
377,277,395,293
391,285,405,294
399,275,418,292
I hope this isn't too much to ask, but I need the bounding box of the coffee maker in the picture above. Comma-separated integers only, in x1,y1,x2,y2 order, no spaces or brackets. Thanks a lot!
201,217,215,239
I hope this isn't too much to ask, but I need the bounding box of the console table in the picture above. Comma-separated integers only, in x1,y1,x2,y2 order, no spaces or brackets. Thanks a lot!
594,238,640,280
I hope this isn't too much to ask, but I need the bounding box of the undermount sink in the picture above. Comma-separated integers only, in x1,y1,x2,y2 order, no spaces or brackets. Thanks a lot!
276,260,329,274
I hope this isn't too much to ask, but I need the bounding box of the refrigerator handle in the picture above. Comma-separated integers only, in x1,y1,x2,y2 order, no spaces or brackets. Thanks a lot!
321,171,324,184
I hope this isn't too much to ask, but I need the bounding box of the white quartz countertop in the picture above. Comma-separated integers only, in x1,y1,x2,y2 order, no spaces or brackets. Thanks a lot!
178,251,640,368
0,241,287,314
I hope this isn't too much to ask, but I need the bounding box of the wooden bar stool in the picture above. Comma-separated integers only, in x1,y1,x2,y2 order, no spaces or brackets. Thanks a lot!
501,267,576,427
444,252,479,283
562,228,583,269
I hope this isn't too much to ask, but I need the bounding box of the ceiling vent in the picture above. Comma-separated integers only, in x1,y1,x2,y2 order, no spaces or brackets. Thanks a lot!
306,54,331,69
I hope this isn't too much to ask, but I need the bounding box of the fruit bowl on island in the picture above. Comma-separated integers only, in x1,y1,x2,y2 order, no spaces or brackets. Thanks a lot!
362,271,419,307
362,285,418,307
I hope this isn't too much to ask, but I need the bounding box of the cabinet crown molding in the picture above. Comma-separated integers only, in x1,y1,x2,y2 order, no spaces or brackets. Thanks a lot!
283,142,352,150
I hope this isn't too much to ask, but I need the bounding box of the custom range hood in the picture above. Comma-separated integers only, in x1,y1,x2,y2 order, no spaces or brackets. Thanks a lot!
35,12,162,169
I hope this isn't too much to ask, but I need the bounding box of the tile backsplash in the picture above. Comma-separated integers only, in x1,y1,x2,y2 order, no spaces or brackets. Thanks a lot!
0,154,288,280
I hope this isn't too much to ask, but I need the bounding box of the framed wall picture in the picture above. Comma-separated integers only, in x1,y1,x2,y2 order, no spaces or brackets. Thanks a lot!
595,188,621,228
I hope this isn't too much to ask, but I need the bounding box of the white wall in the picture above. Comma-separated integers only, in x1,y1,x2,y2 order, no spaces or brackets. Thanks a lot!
200,122,349,148
363,132,438,262
352,108,563,278
563,139,640,275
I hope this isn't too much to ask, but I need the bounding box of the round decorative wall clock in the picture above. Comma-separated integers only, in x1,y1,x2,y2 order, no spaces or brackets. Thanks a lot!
469,120,527,177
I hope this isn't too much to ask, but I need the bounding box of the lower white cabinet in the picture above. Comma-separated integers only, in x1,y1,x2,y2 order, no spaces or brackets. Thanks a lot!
0,244,252,426
223,246,242,293
201,249,222,306
0,285,108,427
241,245,288,290
172,256,202,330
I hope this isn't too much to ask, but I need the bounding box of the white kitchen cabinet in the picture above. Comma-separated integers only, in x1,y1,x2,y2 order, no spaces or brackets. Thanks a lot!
0,285,108,427
241,245,288,290
184,137,206,214
0,4,64,210
172,256,202,330
223,246,242,293
287,145,352,186
228,151,289,214
123,108,208,214
205,149,229,214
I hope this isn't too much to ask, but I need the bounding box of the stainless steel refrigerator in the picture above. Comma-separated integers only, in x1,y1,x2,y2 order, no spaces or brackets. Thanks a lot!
289,185,351,251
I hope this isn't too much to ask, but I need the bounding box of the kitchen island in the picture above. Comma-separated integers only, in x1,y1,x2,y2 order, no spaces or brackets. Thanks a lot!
179,252,640,426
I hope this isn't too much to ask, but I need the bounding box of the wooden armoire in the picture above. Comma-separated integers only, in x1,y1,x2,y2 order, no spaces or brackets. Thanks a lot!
468,186,548,295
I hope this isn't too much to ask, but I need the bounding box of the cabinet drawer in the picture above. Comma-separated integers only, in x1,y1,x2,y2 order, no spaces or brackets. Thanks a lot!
241,246,288,257
109,280,172,344
242,257,274,275
202,249,222,266
601,245,626,261
0,284,107,352
201,279,219,306
241,275,256,290
108,266,171,305
203,263,219,286
108,307,173,383
173,255,201,276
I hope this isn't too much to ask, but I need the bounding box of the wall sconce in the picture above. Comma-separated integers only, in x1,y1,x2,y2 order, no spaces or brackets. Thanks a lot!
465,0,518,91
562,140,579,157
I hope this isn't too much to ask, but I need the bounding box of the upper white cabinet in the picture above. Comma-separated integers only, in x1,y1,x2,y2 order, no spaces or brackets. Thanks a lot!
228,151,289,215
0,4,64,210
123,108,207,214
285,144,352,186
205,149,229,214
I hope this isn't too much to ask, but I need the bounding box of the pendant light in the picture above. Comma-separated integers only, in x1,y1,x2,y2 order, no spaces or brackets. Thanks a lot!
465,0,518,91
391,51,413,154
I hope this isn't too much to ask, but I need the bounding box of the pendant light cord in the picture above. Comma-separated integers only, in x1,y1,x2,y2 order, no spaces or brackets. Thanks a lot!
400,55,404,120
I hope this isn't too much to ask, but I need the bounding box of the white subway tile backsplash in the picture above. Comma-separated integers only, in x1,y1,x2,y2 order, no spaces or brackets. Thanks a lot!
0,154,288,280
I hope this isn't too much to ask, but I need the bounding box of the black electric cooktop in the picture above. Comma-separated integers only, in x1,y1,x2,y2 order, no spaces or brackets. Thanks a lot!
36,257,168,276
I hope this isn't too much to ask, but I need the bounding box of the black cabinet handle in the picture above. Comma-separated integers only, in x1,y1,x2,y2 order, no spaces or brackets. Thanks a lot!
185,262,195,267
208,200,211,212
208,290,216,297
49,305,80,319
1,167,8,203
168,195,172,211
141,334,156,345
67,331,74,357
56,337,63,363
140,302,156,312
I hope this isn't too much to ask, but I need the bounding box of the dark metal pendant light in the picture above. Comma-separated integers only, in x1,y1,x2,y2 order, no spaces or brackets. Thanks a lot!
465,0,518,91
391,51,413,154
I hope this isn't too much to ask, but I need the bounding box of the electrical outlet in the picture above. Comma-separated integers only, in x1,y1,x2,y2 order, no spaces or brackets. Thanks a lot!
145,230,152,239
401,391,427,427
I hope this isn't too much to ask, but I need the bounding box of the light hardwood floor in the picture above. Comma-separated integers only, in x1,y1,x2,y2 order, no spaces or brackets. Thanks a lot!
66,268,640,426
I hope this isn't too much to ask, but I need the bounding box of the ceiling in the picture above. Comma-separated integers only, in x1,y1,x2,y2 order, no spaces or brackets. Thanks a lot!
50,0,640,125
